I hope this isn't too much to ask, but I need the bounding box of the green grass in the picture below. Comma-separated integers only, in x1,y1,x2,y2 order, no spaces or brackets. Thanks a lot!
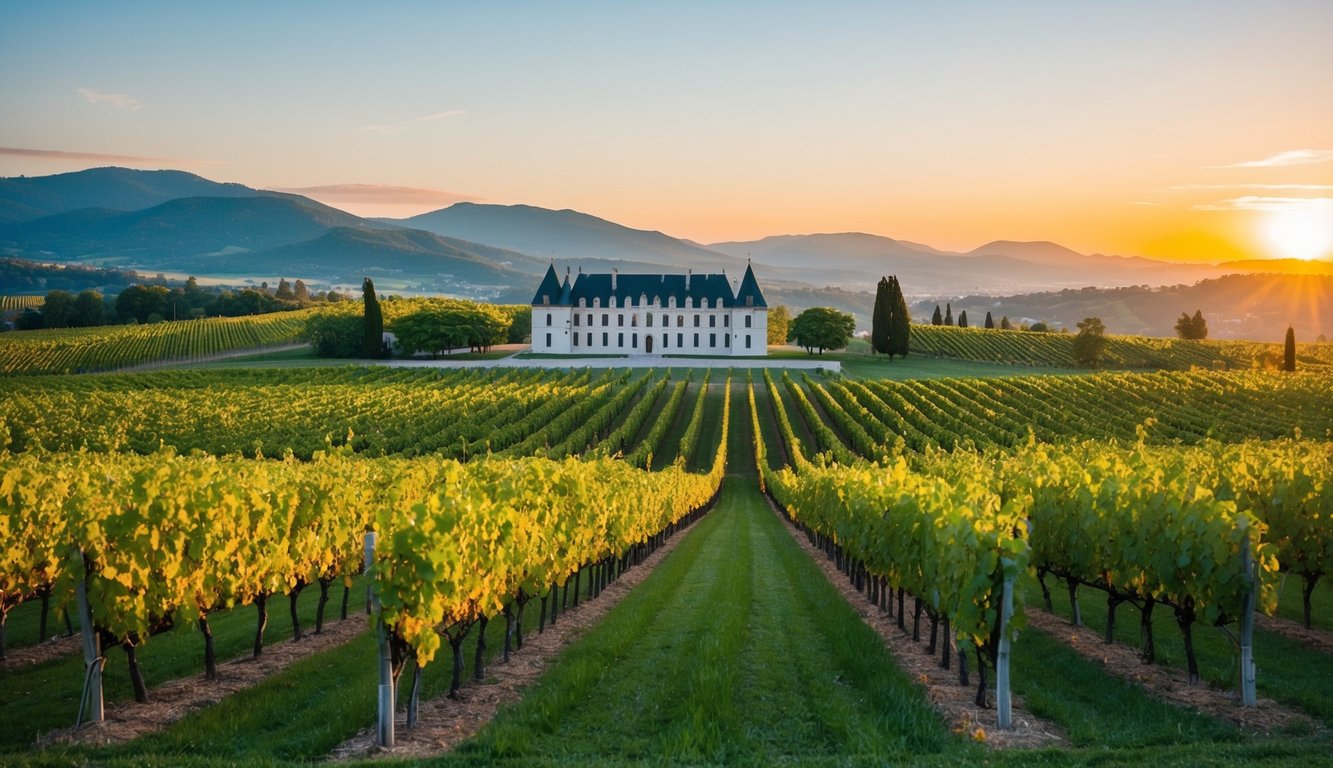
445,476,963,767
0,578,369,752
1027,573,1333,727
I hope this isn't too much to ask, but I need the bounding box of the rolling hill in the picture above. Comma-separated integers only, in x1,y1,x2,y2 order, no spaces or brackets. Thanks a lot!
0,167,258,224
393,203,747,269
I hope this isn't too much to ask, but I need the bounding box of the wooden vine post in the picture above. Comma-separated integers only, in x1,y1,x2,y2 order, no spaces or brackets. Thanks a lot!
75,564,105,726
1239,520,1257,707
996,572,1015,730
366,531,394,747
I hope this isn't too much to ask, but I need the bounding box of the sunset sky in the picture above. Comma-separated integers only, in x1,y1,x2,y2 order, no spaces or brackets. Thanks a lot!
2,1,1331,263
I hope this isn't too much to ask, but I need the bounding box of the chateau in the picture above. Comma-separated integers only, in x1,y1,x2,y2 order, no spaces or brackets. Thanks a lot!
530,264,768,356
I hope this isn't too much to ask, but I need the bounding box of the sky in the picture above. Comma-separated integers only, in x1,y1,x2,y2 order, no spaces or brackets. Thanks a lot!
2,1,1331,263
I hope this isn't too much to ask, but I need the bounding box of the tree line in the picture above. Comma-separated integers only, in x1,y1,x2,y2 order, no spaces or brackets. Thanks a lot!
8,277,350,331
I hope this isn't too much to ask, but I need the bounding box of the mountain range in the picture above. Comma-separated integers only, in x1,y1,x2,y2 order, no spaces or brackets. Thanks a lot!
1,167,1329,338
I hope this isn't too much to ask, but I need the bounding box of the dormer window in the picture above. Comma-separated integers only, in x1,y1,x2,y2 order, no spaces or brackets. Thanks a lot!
579,298,586,308
746,296,754,307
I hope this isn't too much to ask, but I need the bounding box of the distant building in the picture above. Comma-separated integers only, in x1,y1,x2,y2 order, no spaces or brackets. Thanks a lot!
530,264,768,356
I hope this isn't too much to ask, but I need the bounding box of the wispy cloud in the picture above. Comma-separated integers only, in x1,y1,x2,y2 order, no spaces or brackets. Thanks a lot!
1212,149,1333,168
77,87,142,110
270,183,478,207
0,146,174,164
362,110,466,135
1194,196,1333,213
1170,183,1333,192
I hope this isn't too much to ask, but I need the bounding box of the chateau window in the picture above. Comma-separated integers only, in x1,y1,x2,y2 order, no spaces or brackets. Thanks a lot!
593,298,600,308
602,314,609,326
579,298,586,308
573,333,579,346
663,333,669,349
574,314,580,327
586,333,592,346
631,314,638,327
746,296,754,307
632,333,638,348
709,315,716,327
694,315,700,327
542,296,550,305
744,315,752,328
677,333,683,348
709,333,716,347
725,334,731,347
723,315,730,327
546,313,552,326
647,314,654,327
745,335,751,349
618,332,624,347
693,333,699,347
545,333,552,346
662,313,668,327
618,314,624,327
586,314,592,326
602,332,608,346
677,315,684,327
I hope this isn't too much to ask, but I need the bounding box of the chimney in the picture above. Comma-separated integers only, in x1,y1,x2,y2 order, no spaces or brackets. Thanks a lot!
611,269,617,291
685,269,691,291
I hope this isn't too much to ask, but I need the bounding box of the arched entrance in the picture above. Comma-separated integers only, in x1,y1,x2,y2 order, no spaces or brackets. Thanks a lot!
645,334,654,353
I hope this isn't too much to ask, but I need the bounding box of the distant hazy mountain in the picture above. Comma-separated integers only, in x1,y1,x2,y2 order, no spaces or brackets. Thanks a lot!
176,226,540,292
710,232,946,271
710,233,1227,294
392,203,745,269
0,167,258,224
0,195,370,262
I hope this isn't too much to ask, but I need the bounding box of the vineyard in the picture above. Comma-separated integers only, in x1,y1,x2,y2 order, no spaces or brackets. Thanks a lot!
1,361,1332,766
0,296,44,313
0,311,311,375
910,324,1333,370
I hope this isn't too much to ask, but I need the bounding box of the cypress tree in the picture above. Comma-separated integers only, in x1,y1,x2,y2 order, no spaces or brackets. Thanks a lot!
1284,326,1297,372
984,311,994,329
932,305,943,326
1000,315,1012,330
958,310,968,328
363,277,384,358
887,275,911,358
944,303,953,326
871,277,891,355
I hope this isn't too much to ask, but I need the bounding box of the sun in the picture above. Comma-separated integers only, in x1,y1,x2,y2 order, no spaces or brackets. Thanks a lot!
1263,207,1333,261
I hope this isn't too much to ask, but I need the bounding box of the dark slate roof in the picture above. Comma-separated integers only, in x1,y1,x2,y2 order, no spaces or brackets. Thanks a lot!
531,266,768,309
569,272,734,308
735,263,767,308
532,264,562,305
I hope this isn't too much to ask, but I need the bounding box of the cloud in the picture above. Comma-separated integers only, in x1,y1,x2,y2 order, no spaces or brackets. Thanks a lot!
362,110,466,134
1194,196,1333,213
1213,149,1333,168
270,183,478,207
77,87,142,110
0,146,175,164
1170,183,1333,192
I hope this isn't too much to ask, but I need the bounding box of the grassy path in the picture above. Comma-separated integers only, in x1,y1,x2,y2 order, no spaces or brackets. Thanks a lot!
441,399,962,767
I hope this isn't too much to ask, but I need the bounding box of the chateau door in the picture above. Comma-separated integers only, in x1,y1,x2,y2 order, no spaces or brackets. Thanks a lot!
645,335,654,353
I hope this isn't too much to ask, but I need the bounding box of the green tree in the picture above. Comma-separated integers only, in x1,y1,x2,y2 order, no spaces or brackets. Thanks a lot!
362,278,385,358
1028,322,1049,333
790,307,856,355
40,290,76,328
958,310,968,328
115,284,170,324
71,290,105,327
1000,315,1012,330
275,278,295,301
1072,316,1108,368
293,279,312,303
871,278,891,354
931,305,943,326
944,303,953,326
984,311,994,329
1175,309,1208,340
767,305,792,347
304,309,363,357
1284,326,1297,372
887,275,911,359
